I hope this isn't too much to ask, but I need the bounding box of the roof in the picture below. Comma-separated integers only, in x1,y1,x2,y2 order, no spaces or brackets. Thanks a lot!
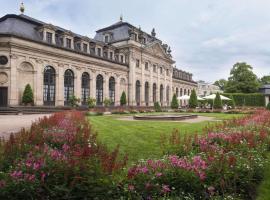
260,84,270,89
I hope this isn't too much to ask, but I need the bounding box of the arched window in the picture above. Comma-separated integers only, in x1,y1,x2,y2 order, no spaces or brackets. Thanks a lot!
81,72,90,105
184,89,187,95
43,66,56,106
136,80,140,106
166,86,170,104
145,82,149,106
109,77,115,105
176,88,179,97
96,74,103,105
188,89,190,96
64,69,74,105
160,84,164,105
153,83,157,103
180,88,183,96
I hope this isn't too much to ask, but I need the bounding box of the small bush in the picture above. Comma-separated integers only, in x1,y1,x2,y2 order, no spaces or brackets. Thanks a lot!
171,94,179,109
103,98,112,107
189,89,198,108
68,95,80,107
120,91,127,106
154,102,162,112
213,92,222,109
87,97,96,109
22,84,34,105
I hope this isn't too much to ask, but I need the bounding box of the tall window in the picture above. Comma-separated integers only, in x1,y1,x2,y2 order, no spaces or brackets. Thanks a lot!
180,88,183,96
110,52,113,60
96,74,103,105
184,89,187,95
105,35,109,43
145,62,149,70
109,77,115,105
64,69,74,105
43,66,55,106
153,65,157,73
46,32,53,44
81,72,90,105
166,86,170,104
120,55,124,63
176,88,179,97
153,83,157,103
136,59,140,68
97,48,101,56
83,43,88,53
66,38,71,48
160,84,164,104
136,80,140,106
145,82,149,106
166,69,169,76
160,67,163,74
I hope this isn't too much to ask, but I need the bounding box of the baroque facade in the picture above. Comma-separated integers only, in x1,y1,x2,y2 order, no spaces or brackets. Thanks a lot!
197,80,222,97
0,14,197,107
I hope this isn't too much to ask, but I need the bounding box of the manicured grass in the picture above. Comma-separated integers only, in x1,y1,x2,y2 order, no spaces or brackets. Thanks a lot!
89,112,242,163
256,154,270,200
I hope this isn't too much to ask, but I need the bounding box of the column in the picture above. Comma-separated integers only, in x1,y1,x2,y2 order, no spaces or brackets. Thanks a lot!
90,71,96,100
75,69,81,105
56,65,64,106
35,60,43,105
9,55,18,105
104,73,109,100
115,77,120,106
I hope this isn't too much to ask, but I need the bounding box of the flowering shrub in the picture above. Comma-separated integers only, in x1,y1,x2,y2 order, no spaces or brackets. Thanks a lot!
123,110,270,199
0,111,127,199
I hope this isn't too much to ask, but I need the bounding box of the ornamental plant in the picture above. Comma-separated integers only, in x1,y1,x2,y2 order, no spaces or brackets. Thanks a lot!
154,102,162,112
68,95,80,107
213,92,222,109
189,89,198,108
170,94,179,109
87,97,96,109
120,91,127,106
103,98,112,107
22,84,34,105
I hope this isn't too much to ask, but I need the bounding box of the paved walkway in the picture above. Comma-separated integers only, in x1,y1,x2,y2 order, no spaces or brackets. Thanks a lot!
0,114,51,139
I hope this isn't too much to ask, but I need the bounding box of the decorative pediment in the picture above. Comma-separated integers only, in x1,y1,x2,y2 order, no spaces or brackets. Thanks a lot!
144,42,170,59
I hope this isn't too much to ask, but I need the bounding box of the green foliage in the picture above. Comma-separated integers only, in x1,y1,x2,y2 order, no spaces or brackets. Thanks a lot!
189,89,198,108
223,93,265,107
87,97,96,109
225,62,260,93
227,95,236,108
120,91,127,106
154,102,162,112
103,98,112,107
214,79,227,91
213,92,222,109
170,94,179,109
260,75,270,86
68,95,80,107
267,102,270,110
22,84,34,104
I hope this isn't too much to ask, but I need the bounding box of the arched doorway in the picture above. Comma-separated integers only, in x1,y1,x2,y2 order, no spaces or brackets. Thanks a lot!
81,72,90,105
43,66,56,106
109,77,115,105
96,74,103,105
64,69,74,105
160,84,164,105
136,80,140,106
145,82,149,106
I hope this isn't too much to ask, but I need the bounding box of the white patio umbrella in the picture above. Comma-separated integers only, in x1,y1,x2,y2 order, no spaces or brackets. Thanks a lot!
177,95,190,100
197,96,205,101
203,94,231,100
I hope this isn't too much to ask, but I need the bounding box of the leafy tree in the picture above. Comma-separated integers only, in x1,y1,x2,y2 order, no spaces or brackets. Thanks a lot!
120,91,127,106
170,94,179,109
267,102,270,110
214,79,227,91
22,84,34,105
189,89,198,108
87,97,96,109
259,75,270,86
225,62,259,93
154,102,162,112
213,92,222,109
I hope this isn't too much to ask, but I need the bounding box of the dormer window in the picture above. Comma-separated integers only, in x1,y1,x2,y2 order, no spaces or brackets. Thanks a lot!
46,32,53,44
105,35,109,43
145,62,149,70
160,67,163,74
136,59,140,68
66,38,71,48
120,55,124,63
134,33,138,41
97,48,102,56
110,52,113,60
142,37,146,44
153,64,157,73
83,43,88,53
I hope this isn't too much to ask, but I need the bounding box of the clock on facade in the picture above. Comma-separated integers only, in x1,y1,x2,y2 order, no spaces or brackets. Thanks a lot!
0,56,8,65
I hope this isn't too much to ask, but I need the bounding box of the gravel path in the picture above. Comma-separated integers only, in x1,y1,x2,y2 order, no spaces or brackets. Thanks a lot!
0,114,51,139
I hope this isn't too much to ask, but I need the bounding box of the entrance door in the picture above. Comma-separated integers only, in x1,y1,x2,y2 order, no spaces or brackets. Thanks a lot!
0,87,8,107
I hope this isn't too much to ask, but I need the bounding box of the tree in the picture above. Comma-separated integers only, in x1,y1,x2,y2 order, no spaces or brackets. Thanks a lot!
120,91,127,106
213,92,222,109
170,94,179,109
214,79,227,91
154,102,162,112
189,89,198,108
22,84,34,105
267,102,270,110
225,62,259,93
259,75,270,86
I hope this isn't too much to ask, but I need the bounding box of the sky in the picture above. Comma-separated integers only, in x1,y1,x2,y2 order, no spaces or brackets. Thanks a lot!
1,0,270,82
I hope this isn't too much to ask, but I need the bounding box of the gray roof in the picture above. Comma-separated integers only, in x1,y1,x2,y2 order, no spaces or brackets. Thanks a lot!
260,84,270,89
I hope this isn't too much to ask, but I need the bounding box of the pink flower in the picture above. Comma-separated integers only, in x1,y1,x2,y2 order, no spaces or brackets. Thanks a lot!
0,180,6,188
10,170,23,180
128,184,135,191
156,172,162,177
41,172,46,182
162,185,171,193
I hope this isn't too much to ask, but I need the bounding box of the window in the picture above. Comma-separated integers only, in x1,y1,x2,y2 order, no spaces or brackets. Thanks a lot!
66,38,71,48
105,35,109,43
160,67,163,74
43,66,55,106
64,69,74,105
120,55,124,63
136,80,140,106
166,69,169,76
166,86,170,104
96,74,103,105
145,82,149,106
76,43,81,51
160,84,164,104
90,47,95,54
109,77,115,105
104,52,108,59
142,37,146,44
153,83,157,103
46,32,53,44
81,72,90,105
83,43,88,53
136,59,140,68
134,33,138,41
110,52,113,60
97,48,101,57
145,62,149,70
153,64,157,73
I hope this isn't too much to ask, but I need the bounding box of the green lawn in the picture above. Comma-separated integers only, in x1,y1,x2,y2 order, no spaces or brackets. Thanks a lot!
256,154,270,200
89,112,242,163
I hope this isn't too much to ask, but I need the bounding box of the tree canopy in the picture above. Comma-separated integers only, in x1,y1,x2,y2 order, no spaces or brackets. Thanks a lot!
214,79,227,91
225,62,259,93
259,75,270,86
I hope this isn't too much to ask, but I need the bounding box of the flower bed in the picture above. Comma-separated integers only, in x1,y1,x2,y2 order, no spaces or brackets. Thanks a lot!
123,110,270,199
0,111,127,199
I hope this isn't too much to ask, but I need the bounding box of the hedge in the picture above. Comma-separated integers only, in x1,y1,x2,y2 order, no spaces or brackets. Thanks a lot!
223,93,265,107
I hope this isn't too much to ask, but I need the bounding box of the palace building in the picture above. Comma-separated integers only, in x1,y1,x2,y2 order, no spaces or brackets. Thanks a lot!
0,12,197,107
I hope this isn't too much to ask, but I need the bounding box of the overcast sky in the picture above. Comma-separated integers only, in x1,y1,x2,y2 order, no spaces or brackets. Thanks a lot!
1,0,270,82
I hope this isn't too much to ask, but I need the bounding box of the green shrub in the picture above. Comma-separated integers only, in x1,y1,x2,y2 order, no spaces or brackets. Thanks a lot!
68,95,80,107
213,92,222,109
103,98,112,107
171,94,179,109
189,89,198,108
22,84,34,105
87,97,96,109
120,91,127,106
154,102,162,112
223,93,265,107
267,102,270,110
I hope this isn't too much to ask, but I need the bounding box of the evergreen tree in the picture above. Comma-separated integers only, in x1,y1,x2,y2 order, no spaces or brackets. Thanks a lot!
228,95,236,109
189,89,198,108
170,94,179,109
154,102,162,112
267,102,270,110
22,84,34,104
120,91,127,106
213,92,222,109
